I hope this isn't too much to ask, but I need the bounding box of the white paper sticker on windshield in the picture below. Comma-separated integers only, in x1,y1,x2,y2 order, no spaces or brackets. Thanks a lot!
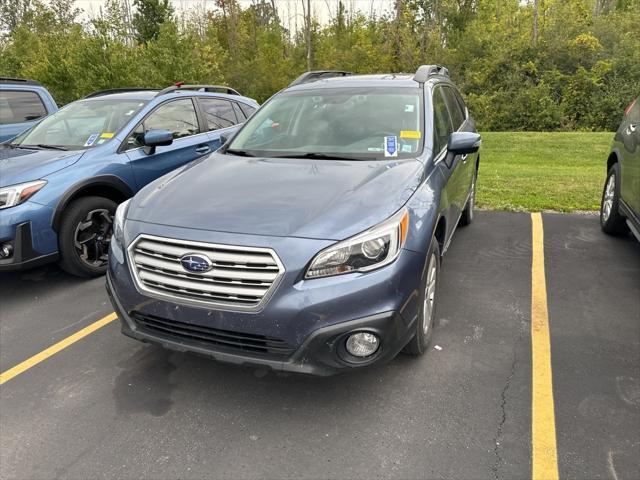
384,136,398,157
84,133,99,146
401,144,412,153
405,104,414,112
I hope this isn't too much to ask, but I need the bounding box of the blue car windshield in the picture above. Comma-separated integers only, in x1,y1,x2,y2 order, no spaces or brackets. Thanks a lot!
10,99,148,150
228,87,424,160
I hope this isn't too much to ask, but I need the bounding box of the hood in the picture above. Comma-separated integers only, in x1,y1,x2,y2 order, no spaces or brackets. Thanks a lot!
0,147,84,186
128,153,424,241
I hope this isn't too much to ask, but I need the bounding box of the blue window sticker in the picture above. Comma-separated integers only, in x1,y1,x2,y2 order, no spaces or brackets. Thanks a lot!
401,144,412,153
384,136,398,157
84,133,99,147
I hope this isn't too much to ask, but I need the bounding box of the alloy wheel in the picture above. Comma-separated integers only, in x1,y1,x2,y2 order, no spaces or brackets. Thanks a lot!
602,173,616,222
73,208,113,268
423,253,438,334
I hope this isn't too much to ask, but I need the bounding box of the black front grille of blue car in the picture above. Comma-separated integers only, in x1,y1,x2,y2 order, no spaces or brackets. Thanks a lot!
131,311,294,358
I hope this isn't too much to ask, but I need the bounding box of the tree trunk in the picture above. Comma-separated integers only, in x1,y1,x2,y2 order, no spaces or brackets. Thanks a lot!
532,0,539,46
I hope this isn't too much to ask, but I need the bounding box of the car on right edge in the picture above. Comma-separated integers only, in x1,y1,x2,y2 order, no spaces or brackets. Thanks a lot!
601,95,640,240
107,65,480,375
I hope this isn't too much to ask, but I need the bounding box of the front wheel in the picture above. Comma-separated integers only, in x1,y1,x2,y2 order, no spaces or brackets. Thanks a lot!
403,236,441,355
600,164,629,235
58,196,117,277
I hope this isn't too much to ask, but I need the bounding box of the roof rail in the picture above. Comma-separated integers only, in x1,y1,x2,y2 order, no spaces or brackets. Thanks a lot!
0,77,42,86
84,88,158,99
413,65,450,84
289,70,352,87
156,84,241,97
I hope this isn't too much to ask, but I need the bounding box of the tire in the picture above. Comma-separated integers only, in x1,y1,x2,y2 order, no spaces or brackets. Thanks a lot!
600,163,629,235
459,168,477,227
403,236,441,355
58,196,117,278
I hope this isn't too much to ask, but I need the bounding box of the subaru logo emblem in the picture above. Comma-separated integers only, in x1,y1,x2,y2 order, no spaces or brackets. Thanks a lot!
180,253,213,273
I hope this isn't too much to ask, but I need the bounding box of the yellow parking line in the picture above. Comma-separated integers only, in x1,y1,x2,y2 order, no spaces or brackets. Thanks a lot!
530,213,559,480
0,312,117,386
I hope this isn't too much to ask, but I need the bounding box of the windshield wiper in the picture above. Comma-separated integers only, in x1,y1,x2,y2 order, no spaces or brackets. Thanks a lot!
17,144,69,151
225,148,255,157
36,144,69,151
271,152,371,161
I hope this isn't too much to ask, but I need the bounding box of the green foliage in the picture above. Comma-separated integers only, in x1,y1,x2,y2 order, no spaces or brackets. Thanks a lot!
0,0,637,130
132,0,173,44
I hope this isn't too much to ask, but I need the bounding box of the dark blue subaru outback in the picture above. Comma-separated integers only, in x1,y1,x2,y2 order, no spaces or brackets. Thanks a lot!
107,66,481,375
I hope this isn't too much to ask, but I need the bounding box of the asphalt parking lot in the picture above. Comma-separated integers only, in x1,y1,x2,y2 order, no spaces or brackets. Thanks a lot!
1,211,638,480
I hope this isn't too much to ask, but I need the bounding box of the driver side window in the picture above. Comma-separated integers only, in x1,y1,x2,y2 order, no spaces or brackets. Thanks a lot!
126,99,200,150
432,87,453,154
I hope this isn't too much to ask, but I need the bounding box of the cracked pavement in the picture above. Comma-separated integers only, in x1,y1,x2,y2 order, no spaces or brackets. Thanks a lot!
1,212,639,479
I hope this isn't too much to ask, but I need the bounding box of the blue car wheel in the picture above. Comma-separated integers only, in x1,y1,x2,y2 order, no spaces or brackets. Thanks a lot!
58,196,117,277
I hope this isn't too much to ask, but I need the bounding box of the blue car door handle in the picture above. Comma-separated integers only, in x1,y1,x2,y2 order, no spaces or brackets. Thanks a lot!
196,145,211,155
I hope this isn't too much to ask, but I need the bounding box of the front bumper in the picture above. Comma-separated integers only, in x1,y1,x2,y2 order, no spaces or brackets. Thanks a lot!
107,270,414,376
107,222,424,375
0,221,58,271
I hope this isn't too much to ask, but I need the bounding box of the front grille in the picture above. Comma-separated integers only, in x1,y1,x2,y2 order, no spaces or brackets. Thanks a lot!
128,235,284,311
131,311,294,357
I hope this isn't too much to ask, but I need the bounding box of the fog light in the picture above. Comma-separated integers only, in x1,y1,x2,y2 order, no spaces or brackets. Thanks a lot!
345,332,380,357
0,243,12,259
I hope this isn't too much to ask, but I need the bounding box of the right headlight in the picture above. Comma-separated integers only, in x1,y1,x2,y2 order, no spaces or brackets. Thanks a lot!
0,180,47,210
112,199,131,247
305,208,409,279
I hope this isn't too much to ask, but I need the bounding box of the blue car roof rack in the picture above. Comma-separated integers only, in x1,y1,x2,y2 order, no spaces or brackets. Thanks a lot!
84,88,159,99
289,70,352,87
0,77,43,86
413,65,450,84
156,83,241,97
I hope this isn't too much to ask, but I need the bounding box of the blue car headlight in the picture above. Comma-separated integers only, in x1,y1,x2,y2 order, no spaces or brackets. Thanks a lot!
305,208,409,279
0,180,47,209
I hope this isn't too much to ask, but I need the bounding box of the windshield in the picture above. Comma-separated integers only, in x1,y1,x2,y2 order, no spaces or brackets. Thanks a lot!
227,87,423,160
10,98,148,150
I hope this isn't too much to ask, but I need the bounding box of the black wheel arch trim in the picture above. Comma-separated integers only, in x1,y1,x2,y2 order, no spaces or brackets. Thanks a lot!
52,175,133,232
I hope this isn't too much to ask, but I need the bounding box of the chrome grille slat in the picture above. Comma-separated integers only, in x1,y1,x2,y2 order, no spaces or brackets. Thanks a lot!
134,253,279,282
128,235,285,310
133,248,279,271
136,240,277,266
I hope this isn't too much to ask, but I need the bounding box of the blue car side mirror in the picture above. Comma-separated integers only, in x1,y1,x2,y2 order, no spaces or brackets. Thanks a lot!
143,129,173,155
447,132,481,155
444,132,481,168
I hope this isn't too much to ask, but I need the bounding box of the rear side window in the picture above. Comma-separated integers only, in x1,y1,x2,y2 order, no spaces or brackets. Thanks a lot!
199,98,237,130
232,102,246,122
0,90,48,125
238,102,257,119
442,87,465,131
432,87,453,153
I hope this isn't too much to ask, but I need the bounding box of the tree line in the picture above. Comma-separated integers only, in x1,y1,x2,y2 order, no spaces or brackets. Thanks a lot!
1,0,638,131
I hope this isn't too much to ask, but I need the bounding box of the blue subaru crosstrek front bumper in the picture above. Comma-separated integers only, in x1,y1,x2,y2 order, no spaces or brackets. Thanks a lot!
107,219,424,376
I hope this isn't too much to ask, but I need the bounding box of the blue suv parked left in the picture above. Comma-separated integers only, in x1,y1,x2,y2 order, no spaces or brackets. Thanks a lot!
1,77,58,142
0,84,258,276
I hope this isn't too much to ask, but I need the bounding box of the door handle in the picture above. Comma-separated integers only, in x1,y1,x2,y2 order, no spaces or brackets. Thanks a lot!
195,145,211,155
629,123,637,133
461,154,468,163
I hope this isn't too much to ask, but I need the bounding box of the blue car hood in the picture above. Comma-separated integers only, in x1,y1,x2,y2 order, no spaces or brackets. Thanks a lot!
128,153,425,241
0,147,83,187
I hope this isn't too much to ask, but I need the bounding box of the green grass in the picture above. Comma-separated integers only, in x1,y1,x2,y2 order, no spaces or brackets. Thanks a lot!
477,132,613,212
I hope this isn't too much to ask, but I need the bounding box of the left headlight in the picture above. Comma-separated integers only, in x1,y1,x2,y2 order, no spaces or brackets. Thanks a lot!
113,198,131,247
305,208,409,279
0,180,47,210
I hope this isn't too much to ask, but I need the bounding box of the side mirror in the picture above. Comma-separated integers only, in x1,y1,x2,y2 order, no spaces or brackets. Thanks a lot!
143,129,173,155
447,131,481,155
444,132,481,168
